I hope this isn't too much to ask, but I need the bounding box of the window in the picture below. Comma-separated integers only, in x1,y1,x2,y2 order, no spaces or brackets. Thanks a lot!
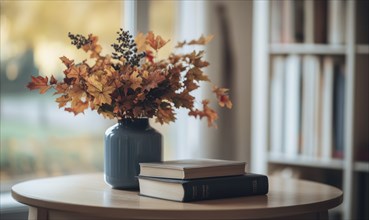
0,1,123,191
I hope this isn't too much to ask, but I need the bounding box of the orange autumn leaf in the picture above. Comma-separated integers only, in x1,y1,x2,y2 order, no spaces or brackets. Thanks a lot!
65,100,89,115
156,105,176,124
69,85,86,101
186,67,209,82
87,80,115,106
60,56,74,67
64,66,79,79
175,40,186,48
173,91,194,109
146,31,169,51
189,100,218,128
188,35,214,45
129,71,143,90
186,50,205,63
213,86,232,109
55,95,72,108
135,32,147,52
184,79,199,92
27,76,51,94
54,83,69,95
143,70,165,91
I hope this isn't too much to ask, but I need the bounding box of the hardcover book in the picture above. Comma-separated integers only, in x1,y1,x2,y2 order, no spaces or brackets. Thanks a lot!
139,159,246,180
138,173,268,202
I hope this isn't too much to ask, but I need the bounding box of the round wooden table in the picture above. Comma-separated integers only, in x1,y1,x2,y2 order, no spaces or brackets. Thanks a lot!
11,173,343,220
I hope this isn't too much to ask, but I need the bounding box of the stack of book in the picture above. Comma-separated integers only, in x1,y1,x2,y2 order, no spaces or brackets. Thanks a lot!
138,159,268,202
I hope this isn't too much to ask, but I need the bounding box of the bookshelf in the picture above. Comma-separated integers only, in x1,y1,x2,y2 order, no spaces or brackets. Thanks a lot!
251,1,369,220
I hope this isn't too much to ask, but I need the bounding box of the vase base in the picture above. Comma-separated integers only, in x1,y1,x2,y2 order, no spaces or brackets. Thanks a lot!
104,175,139,190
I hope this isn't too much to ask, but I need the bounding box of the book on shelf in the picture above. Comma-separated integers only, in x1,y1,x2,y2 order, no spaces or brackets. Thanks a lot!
139,159,246,180
328,0,346,44
281,0,295,43
294,0,304,43
356,0,369,44
301,55,313,156
313,0,327,43
301,55,321,158
283,55,301,157
269,0,282,43
320,56,334,160
333,62,346,159
270,56,285,155
303,0,314,43
270,0,329,44
138,173,268,202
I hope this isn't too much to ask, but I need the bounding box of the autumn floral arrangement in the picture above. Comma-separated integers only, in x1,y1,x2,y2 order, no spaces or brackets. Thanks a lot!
27,29,232,127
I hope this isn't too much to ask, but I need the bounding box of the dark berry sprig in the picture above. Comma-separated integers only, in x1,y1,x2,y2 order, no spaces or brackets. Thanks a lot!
111,29,146,67
68,32,91,49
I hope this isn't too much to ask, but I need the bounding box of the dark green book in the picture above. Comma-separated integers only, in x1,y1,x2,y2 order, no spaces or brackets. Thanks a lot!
138,173,268,202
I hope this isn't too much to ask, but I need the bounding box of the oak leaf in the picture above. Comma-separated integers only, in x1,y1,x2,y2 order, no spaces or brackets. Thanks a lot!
146,31,169,51
135,32,147,52
65,100,89,115
188,35,214,45
186,67,209,82
143,70,165,91
173,91,194,109
87,75,115,105
189,100,218,127
27,76,51,94
54,83,69,94
55,95,72,108
175,40,186,48
129,71,143,90
184,79,199,91
60,56,74,67
69,85,86,101
64,66,79,79
156,104,176,124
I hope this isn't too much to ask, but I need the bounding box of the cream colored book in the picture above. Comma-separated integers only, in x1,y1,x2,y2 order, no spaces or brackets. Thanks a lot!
139,159,246,180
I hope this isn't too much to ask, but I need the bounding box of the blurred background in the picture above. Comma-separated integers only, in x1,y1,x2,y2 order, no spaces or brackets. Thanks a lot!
0,0,368,220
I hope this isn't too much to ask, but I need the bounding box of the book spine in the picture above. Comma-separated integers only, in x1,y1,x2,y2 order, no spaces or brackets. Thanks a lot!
283,55,301,157
304,0,314,43
270,56,285,155
333,62,345,159
182,175,268,202
328,0,346,45
321,57,334,160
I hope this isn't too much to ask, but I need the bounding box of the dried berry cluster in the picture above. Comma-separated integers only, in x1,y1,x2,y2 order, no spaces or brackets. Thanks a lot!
68,32,91,49
111,29,146,67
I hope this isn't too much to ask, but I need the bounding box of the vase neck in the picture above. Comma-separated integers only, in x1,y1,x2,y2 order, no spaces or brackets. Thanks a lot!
118,118,150,129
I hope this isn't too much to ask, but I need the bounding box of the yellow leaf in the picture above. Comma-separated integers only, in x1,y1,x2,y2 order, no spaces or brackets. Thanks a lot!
129,71,142,90
65,100,89,115
55,95,72,108
146,31,169,51
188,35,214,45
135,32,147,52
60,56,74,67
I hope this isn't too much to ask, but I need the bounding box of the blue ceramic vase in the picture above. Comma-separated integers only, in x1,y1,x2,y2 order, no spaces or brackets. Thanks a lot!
104,118,162,189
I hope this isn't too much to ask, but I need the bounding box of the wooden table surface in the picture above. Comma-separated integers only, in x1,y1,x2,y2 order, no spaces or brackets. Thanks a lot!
11,173,343,220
